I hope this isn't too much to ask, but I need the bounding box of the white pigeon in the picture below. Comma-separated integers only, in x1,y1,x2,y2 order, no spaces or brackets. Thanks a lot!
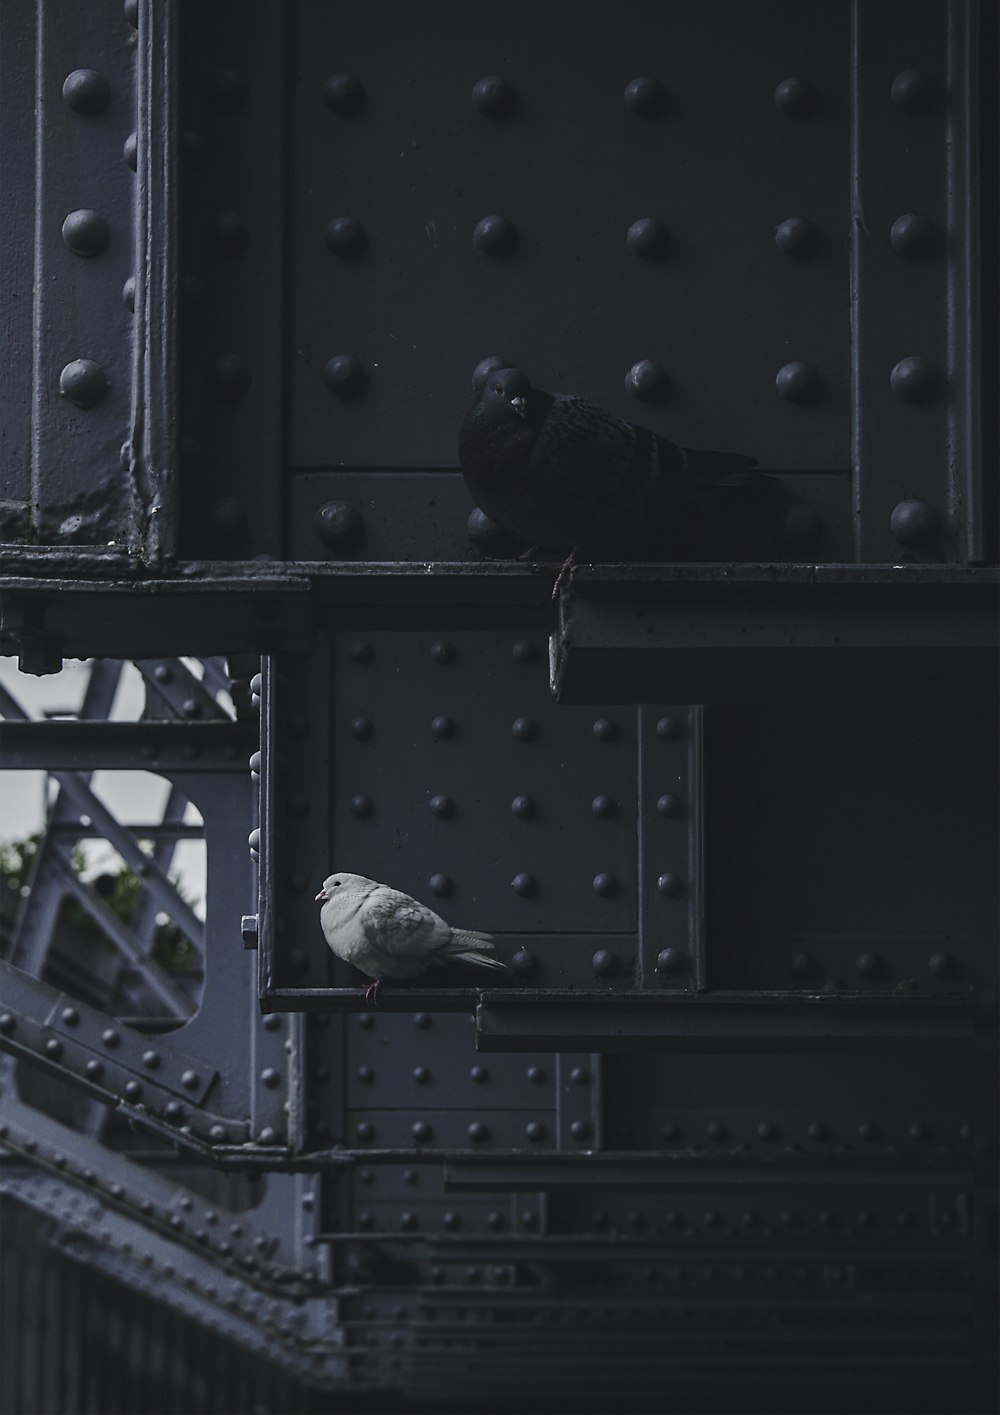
315,872,505,1003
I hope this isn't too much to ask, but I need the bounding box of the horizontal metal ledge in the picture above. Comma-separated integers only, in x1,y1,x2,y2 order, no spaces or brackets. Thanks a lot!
0,719,255,770
444,1150,978,1192
552,564,1000,703
474,990,979,1052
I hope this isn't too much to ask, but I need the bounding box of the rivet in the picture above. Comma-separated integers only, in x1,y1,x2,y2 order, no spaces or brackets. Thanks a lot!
511,795,537,819
774,76,819,118
164,1101,183,1121
661,1121,679,1140
570,1066,590,1085
324,215,367,257
656,716,680,739
181,742,201,761
428,873,453,897
323,355,366,399
468,506,522,555
626,215,671,262
141,1049,160,1070
527,1066,546,1084
706,1121,727,1140
781,501,823,547
807,1122,828,1140
209,1125,227,1141
592,794,617,818
427,793,456,821
0,1015,14,1034
624,76,667,118
207,354,250,400
355,1121,374,1141
59,359,109,408
625,359,669,403
488,1210,505,1230
774,217,819,258
511,873,537,897
592,717,618,742
431,715,456,739
512,717,537,741
323,74,365,115
927,951,955,977
209,211,249,258
656,793,682,817
510,948,536,974
570,1121,590,1141
592,872,618,897
442,1212,461,1232
471,75,514,118
260,1067,280,1089
358,1013,375,1029
526,1122,546,1142
60,1006,79,1025
512,639,535,663
350,641,374,663
413,1012,431,1029
248,827,261,859
403,1168,418,1184
52,1152,66,1168
123,0,138,28
206,496,247,545
412,1066,430,1084
357,1065,374,1083
909,1123,928,1141
314,499,366,552
890,356,939,402
775,361,821,402
473,214,516,256
85,1059,104,1080
890,68,938,114
591,949,618,977
890,211,936,258
124,1081,142,1101
63,68,111,115
657,873,681,896
357,1212,374,1229
857,1122,878,1141
854,952,881,978
430,640,456,664
350,794,373,819
467,1121,488,1143
45,1038,63,1059
757,1122,777,1141
656,948,687,974
470,1065,488,1083
411,1121,432,1143
207,68,249,113
789,951,814,976
959,1124,974,1141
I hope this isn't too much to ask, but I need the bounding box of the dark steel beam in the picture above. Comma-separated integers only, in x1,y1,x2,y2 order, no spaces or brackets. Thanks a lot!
475,989,977,1052
551,565,1000,704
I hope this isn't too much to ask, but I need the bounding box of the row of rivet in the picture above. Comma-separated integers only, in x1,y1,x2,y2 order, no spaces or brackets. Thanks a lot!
58,50,138,411
313,211,937,264
788,949,959,978
653,1119,975,1143
351,1118,585,1144
351,1062,589,1085
318,71,938,121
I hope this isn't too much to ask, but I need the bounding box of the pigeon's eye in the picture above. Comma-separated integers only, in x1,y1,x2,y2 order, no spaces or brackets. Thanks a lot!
333,880,341,887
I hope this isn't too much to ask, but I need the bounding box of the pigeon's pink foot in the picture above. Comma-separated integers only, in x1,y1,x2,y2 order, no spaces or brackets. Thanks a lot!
552,548,579,600
363,978,383,1006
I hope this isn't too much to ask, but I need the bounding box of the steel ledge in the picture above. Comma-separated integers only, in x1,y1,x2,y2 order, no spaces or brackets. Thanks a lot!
474,988,979,1052
551,563,1000,704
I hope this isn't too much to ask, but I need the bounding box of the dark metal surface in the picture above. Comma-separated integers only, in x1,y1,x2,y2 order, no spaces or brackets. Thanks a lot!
1,0,997,1409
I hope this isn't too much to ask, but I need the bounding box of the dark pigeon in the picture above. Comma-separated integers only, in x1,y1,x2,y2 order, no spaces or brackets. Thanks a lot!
459,365,783,561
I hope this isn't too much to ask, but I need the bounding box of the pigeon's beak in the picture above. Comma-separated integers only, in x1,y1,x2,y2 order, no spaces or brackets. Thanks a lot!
315,888,328,901
510,396,527,418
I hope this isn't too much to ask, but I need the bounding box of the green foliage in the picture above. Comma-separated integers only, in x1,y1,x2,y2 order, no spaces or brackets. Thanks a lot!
0,831,199,971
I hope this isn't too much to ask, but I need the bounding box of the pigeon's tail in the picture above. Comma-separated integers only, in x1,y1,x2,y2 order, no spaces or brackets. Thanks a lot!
448,929,507,969
681,446,760,487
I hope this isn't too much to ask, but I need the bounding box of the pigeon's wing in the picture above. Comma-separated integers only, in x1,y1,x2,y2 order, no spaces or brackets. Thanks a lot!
535,397,685,510
358,888,451,960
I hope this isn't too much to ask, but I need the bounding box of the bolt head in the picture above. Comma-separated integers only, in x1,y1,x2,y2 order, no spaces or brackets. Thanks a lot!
63,68,111,114
890,356,939,402
774,76,819,118
624,76,667,118
314,500,365,551
890,211,936,258
591,948,618,977
626,218,670,259
324,215,366,258
890,68,939,114
59,359,109,408
774,216,820,258
890,498,940,548
324,73,365,115
775,361,821,403
323,354,366,399
656,947,688,974
473,214,516,256
471,75,514,118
